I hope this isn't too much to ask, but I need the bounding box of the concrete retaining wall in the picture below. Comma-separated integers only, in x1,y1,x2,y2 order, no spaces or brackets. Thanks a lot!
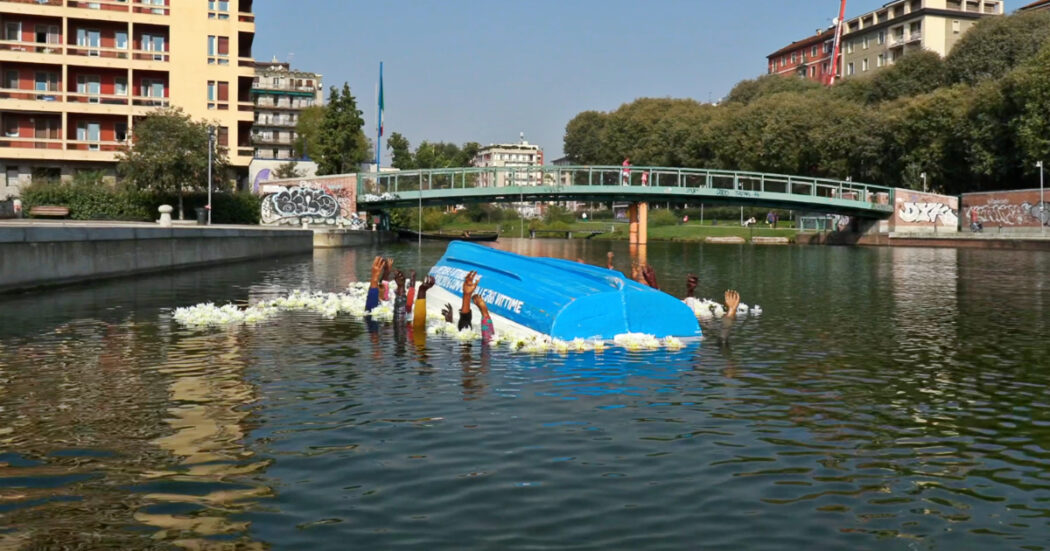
0,225,313,293
313,229,396,248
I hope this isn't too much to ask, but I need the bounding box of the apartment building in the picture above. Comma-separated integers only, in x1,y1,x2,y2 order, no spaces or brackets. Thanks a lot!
251,59,323,161
766,28,837,84
0,0,256,197
1018,0,1050,12
472,137,544,188
839,0,1002,78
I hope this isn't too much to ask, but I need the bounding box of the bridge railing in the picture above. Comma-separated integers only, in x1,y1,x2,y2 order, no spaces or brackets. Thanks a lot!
357,165,894,209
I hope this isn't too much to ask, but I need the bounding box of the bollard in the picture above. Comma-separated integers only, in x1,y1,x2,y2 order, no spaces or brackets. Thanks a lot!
158,204,173,227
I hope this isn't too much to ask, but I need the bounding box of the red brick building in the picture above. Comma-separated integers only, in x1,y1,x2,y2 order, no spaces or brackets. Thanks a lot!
766,28,838,84
1018,0,1050,11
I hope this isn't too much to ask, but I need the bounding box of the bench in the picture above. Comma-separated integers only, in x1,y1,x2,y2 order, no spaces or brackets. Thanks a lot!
29,205,70,218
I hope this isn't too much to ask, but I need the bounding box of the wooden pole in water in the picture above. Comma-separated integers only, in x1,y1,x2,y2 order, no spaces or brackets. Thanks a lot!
637,202,648,245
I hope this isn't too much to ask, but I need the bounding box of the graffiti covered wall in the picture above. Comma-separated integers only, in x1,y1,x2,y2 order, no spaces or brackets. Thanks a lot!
892,189,959,232
258,174,360,227
961,189,1049,230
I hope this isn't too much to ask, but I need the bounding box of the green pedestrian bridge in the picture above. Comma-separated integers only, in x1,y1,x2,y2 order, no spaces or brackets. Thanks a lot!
356,165,895,217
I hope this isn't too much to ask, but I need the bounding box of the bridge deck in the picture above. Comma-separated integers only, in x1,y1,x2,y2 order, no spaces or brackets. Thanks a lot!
356,166,895,218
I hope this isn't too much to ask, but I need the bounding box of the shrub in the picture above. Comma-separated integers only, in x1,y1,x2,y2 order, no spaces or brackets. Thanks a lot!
19,180,260,224
648,208,678,226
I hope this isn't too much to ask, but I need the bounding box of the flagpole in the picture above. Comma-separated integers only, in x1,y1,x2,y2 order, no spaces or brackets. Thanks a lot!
375,62,383,168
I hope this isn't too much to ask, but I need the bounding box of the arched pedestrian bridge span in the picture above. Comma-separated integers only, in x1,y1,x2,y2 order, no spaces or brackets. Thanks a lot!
356,166,895,218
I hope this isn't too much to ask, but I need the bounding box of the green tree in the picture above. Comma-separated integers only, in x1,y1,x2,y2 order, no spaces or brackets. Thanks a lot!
724,74,821,105
117,107,228,219
293,105,324,160
866,50,948,103
274,160,304,179
316,83,368,175
563,110,608,164
386,131,415,169
1003,42,1050,179
945,10,1050,85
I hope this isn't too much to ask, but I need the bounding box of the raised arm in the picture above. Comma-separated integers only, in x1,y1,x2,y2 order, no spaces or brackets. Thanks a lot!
458,270,480,330
413,275,435,330
365,256,385,312
472,294,494,344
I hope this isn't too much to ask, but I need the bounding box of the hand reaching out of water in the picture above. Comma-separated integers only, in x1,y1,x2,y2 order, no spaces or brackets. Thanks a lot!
724,289,740,319
417,276,435,300
686,274,698,298
369,256,384,288
606,251,614,270
642,264,659,289
382,258,394,282
442,303,454,323
394,270,406,297
461,270,480,314
472,293,490,318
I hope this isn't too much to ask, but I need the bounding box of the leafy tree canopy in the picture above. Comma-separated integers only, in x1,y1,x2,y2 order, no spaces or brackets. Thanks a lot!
316,83,368,175
945,10,1050,85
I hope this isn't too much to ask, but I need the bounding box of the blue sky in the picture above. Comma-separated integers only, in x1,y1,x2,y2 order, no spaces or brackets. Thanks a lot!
253,0,988,162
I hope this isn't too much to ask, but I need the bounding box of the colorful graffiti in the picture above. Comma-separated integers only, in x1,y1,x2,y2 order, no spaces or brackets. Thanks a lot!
899,202,959,225
962,190,1050,228
968,200,1048,227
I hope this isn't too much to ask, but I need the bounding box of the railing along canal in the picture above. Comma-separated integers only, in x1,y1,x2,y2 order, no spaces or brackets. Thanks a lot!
357,166,895,214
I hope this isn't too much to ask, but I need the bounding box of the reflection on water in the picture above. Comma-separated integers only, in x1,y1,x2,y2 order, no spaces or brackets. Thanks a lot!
1,240,1049,549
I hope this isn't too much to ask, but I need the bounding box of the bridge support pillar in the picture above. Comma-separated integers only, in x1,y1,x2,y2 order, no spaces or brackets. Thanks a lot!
629,202,648,245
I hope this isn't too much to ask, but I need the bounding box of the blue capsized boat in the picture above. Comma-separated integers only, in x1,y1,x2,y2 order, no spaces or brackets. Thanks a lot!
429,241,701,340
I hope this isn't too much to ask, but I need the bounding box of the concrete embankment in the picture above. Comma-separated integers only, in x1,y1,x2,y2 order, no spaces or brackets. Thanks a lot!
313,228,396,248
0,223,314,293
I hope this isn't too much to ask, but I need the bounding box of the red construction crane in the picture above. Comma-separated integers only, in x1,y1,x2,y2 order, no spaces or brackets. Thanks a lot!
827,0,848,85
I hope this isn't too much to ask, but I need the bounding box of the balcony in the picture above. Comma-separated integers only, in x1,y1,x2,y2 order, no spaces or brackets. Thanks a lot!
238,13,254,23
66,44,129,60
0,0,63,5
254,119,297,128
252,135,292,145
66,0,129,12
0,40,65,56
0,135,125,160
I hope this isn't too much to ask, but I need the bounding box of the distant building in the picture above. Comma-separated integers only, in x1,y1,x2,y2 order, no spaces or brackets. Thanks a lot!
1018,0,1050,11
766,28,837,83
472,135,543,188
251,59,323,161
838,0,1003,79
0,0,256,196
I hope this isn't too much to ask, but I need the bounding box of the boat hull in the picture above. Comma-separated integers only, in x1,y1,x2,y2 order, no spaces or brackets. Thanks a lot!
397,229,498,242
428,241,701,340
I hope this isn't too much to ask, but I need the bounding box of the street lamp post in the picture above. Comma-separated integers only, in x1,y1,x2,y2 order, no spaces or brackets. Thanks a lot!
1039,160,1045,236
207,126,215,225
920,172,927,193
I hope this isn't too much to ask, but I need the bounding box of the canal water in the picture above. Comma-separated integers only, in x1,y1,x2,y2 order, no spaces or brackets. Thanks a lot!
1,239,1049,549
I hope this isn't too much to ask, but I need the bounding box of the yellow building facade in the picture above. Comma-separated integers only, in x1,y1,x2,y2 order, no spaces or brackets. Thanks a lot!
0,0,255,196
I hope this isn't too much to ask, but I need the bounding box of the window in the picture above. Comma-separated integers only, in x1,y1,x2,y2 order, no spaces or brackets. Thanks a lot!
810,66,816,77
811,45,818,57
76,75,101,100
141,78,163,98
35,25,59,44
863,36,869,49
952,20,961,33
217,81,229,101
76,121,101,149
77,28,101,55
4,117,19,137
878,30,886,44
34,72,59,92
142,33,165,59
877,53,885,67
115,76,127,96
822,62,830,74
4,21,20,41
845,40,854,54
207,81,215,101
115,31,128,50
115,122,127,141
218,126,229,147
4,70,18,89
862,58,869,71
791,52,797,64
847,62,855,75
218,36,229,56
35,118,59,139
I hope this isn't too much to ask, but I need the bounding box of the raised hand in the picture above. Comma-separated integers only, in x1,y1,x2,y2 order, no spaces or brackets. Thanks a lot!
606,251,614,270
461,270,481,314
369,256,384,287
686,274,698,297
394,270,406,296
462,270,480,296
382,258,394,281
472,293,490,317
409,270,417,289
641,264,659,289
442,303,454,323
724,289,741,319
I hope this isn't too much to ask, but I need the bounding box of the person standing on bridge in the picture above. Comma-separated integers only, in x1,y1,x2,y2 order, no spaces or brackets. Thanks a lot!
622,157,631,185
